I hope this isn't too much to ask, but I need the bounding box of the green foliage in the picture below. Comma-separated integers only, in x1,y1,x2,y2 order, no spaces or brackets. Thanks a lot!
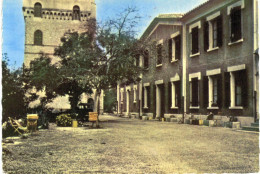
23,55,92,112
104,89,117,113
2,54,26,122
56,114,72,127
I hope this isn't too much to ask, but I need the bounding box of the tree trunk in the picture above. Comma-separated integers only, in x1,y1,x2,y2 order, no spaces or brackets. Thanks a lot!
93,89,101,127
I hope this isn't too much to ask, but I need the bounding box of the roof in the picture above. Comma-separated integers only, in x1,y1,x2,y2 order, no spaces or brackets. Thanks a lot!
182,0,215,20
140,13,183,40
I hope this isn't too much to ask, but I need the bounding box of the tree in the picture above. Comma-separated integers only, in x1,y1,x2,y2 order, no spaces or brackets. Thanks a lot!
23,55,92,113
2,54,26,122
54,7,145,126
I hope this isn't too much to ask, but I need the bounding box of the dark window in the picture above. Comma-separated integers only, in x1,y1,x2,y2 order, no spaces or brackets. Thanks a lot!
168,39,172,61
191,27,199,54
234,70,247,107
191,78,199,106
34,30,43,45
144,50,149,69
213,76,218,105
175,35,181,60
175,81,181,107
230,7,242,42
73,6,80,20
157,44,162,65
34,3,42,17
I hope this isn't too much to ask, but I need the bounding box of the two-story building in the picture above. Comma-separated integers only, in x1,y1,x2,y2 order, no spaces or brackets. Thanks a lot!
117,0,258,126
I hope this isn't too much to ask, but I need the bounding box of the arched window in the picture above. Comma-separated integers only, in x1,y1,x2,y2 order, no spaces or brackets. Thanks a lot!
34,3,42,17
34,30,43,45
73,6,80,20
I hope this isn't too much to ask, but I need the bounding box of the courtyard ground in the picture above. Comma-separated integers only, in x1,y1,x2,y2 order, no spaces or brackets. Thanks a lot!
2,114,259,173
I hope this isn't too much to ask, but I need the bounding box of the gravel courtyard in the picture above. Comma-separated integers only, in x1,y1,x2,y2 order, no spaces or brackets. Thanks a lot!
2,115,259,173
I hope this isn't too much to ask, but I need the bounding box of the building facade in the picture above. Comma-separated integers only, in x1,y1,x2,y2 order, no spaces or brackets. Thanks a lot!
117,0,259,126
23,0,103,112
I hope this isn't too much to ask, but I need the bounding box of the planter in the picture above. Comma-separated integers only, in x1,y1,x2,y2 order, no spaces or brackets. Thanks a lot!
232,122,241,129
203,120,209,126
199,120,204,125
192,119,199,125
223,121,232,128
189,119,193,125
184,119,190,124
166,118,171,122
209,120,216,127
142,116,148,121
170,118,178,122
72,120,78,128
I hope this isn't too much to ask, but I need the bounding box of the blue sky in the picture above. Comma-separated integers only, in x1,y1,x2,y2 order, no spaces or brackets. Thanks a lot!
2,0,207,69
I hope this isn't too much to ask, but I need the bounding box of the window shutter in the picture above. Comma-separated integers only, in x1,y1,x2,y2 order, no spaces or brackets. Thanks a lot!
217,74,222,108
224,72,230,108
203,76,209,108
192,27,199,54
147,86,151,109
241,70,248,107
142,87,144,108
168,39,172,62
204,21,209,51
175,35,181,60
217,16,223,47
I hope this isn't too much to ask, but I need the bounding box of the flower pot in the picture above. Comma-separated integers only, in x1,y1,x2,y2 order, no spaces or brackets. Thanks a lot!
72,120,78,128
199,120,204,125
203,120,209,126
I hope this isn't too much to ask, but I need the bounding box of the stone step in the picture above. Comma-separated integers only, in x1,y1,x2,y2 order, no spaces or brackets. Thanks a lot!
251,122,259,127
242,126,259,132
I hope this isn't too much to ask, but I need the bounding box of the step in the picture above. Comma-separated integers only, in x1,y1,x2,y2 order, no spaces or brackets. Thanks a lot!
242,126,259,132
251,122,259,127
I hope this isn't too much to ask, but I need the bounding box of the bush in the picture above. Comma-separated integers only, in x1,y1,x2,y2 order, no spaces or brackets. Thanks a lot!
56,114,72,127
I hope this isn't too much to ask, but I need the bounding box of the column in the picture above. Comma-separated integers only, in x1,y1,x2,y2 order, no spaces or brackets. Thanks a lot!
230,72,235,107
208,76,213,107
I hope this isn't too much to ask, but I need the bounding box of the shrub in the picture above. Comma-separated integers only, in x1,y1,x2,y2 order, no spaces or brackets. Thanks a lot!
56,114,72,127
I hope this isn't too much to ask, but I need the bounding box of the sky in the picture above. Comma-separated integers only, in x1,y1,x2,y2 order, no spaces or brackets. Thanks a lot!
2,0,208,69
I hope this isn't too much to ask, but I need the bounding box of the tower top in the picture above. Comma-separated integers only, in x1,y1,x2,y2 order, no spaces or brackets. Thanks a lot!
23,0,95,12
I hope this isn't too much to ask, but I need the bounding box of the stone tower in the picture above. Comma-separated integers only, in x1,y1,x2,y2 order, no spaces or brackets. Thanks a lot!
22,0,103,113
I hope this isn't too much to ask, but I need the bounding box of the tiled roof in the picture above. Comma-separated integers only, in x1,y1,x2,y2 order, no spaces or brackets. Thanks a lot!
183,0,215,18
140,13,183,40
157,13,184,18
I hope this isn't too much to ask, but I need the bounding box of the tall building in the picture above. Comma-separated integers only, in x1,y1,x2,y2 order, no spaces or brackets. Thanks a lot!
23,0,103,112
118,0,259,127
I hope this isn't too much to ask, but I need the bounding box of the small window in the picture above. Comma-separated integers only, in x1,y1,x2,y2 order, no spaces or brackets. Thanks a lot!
230,7,242,42
191,27,199,54
34,30,43,45
34,3,42,17
73,6,80,20
157,44,162,65
144,50,149,69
